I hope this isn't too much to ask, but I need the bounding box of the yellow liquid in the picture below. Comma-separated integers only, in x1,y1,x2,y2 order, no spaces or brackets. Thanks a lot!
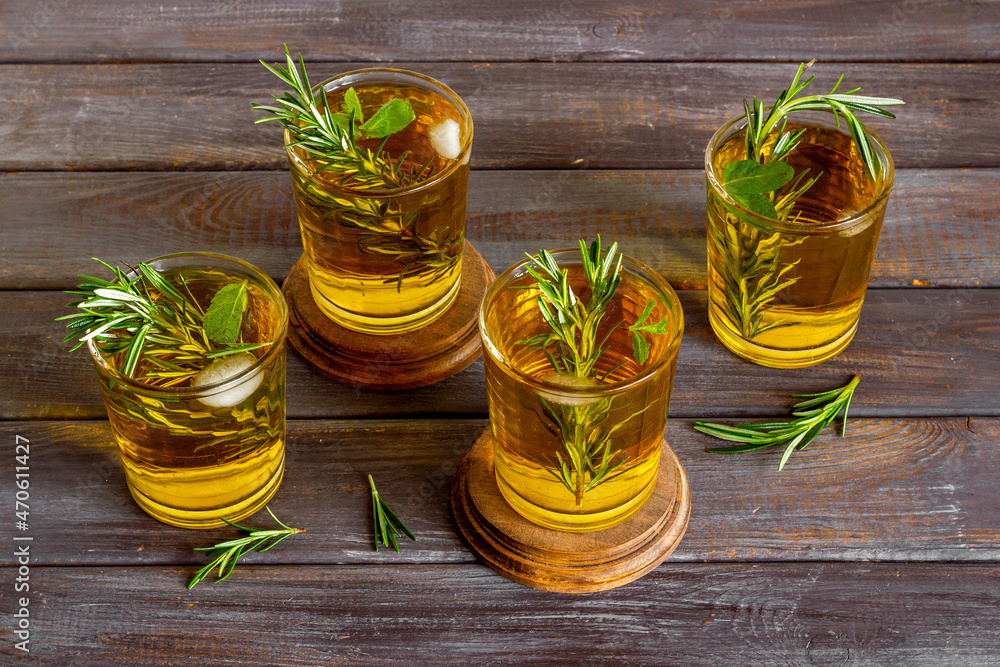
483,268,679,532
707,124,887,367
95,269,286,528
290,82,470,334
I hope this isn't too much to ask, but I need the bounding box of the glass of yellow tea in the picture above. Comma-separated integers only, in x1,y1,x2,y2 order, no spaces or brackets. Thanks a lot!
283,68,473,334
80,253,288,529
480,242,684,532
705,110,894,367
703,63,903,368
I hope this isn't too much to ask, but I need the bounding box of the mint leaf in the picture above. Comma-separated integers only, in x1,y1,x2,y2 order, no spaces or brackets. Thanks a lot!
632,332,650,365
359,98,415,138
723,160,794,195
632,299,655,328
343,87,364,125
203,280,249,346
627,299,672,364
329,113,350,133
633,315,671,335
729,191,779,218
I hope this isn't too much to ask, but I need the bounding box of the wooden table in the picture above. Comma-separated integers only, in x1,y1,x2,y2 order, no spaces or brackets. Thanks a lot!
3,2,999,663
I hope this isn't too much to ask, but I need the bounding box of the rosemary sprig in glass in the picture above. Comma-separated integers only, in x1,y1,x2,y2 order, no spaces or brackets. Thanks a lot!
695,375,860,470
252,45,419,191
58,258,268,384
516,238,671,506
253,45,461,291
711,62,904,339
188,507,304,589
738,61,904,183
369,475,416,552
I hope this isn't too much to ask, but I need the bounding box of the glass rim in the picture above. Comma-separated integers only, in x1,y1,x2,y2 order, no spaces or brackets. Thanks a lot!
479,248,684,397
704,109,896,235
87,252,288,397
284,67,473,198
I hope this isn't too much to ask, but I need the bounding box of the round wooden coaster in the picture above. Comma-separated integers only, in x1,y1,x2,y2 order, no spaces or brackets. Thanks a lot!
451,430,691,593
282,241,495,390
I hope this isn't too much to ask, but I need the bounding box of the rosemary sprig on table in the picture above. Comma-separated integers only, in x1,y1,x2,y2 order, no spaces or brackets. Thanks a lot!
188,507,304,589
58,258,268,383
695,375,860,471
369,475,416,553
516,238,671,505
712,62,904,339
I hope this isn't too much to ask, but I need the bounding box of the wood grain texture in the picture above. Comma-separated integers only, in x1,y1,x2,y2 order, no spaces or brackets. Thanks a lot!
1,0,996,64
2,418,996,567
2,63,995,171
9,288,998,420
3,169,998,290
4,563,1000,665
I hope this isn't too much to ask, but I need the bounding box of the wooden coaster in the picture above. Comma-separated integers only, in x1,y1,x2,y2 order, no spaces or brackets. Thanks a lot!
282,241,495,390
451,430,691,593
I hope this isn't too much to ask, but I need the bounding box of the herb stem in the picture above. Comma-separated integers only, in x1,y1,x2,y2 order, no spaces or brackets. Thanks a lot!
516,238,674,504
187,507,304,589
369,475,416,553
696,376,860,470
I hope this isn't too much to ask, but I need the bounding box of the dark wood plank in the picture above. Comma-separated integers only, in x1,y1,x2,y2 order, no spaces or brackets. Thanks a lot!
2,63,995,170
1,1,996,64
4,288,997,421
6,563,1000,665
2,169,996,289
2,418,994,567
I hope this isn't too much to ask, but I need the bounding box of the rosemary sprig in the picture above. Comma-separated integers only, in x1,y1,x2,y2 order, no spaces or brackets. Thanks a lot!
708,221,803,339
253,44,417,191
739,61,904,182
369,475,416,553
535,394,655,505
58,258,268,383
254,46,462,292
712,62,903,340
187,507,304,589
515,238,623,378
516,238,673,505
724,60,904,223
695,375,860,470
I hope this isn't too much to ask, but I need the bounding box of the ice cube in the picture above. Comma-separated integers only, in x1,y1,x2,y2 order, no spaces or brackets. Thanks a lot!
536,372,601,407
192,353,262,409
429,119,462,160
